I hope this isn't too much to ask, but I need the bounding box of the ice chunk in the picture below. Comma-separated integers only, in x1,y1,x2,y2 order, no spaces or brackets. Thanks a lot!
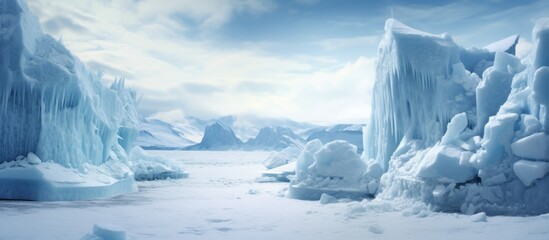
261,161,296,182
82,224,127,240
470,212,488,222
319,193,338,205
533,18,549,69
310,140,366,180
513,160,549,187
295,139,323,179
470,113,518,169
432,184,447,198
511,133,549,160
26,152,41,165
262,146,301,169
290,140,371,201
484,34,520,55
130,147,188,181
475,54,517,134
493,52,522,73
516,114,542,138
533,67,549,132
440,112,468,146
416,146,477,183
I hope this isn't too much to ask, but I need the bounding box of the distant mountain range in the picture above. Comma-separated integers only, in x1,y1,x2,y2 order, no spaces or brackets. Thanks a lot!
137,114,364,152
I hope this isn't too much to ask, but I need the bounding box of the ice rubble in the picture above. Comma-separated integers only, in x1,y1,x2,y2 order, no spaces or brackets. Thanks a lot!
0,0,185,201
289,139,375,200
360,18,549,215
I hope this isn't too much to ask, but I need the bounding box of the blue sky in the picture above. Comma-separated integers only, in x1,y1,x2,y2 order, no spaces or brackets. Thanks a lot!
28,0,549,123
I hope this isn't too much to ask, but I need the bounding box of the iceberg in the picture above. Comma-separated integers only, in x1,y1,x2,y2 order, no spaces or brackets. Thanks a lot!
362,18,549,215
0,0,185,200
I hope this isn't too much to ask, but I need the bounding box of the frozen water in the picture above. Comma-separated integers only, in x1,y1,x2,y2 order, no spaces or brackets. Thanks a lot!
0,0,186,200
363,18,477,172
362,18,549,215
2,150,547,239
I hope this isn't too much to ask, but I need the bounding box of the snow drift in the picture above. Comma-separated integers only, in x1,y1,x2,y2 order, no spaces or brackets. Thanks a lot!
0,0,185,201
362,18,549,215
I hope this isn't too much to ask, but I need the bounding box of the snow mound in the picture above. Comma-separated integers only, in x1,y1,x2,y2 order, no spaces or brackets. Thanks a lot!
289,140,373,200
362,18,549,215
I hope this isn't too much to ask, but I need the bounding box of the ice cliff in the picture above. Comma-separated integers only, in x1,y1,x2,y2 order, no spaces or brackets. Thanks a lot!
362,18,549,215
0,0,184,200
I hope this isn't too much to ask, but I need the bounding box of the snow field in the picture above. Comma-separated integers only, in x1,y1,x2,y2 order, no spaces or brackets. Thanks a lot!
2,151,549,240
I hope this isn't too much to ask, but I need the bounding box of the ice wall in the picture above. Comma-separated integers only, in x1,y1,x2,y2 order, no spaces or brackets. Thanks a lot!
0,0,134,168
364,18,549,215
363,19,478,171
0,0,161,200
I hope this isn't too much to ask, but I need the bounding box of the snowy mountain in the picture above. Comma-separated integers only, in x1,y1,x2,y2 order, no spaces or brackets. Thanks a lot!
245,126,305,151
212,114,318,141
136,119,197,150
306,124,364,153
185,122,244,150
137,112,321,150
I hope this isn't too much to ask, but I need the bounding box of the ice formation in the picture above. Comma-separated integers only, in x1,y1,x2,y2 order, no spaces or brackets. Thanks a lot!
306,124,364,153
0,0,185,200
362,18,549,215
289,139,375,200
262,146,302,169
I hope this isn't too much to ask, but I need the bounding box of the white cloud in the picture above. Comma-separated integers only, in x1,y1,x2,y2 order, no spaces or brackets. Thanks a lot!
149,109,187,123
26,0,374,123
316,35,380,51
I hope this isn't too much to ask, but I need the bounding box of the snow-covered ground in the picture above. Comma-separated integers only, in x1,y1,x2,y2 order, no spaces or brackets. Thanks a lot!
0,151,548,240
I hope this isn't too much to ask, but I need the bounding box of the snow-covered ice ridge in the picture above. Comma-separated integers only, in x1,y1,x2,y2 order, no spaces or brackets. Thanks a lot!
0,0,185,201
360,18,549,215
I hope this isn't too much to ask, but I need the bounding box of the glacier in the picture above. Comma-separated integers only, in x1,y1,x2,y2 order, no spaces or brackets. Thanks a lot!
359,18,549,215
0,0,185,201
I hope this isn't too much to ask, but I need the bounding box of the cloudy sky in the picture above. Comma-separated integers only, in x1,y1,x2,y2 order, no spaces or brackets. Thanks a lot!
28,0,548,123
